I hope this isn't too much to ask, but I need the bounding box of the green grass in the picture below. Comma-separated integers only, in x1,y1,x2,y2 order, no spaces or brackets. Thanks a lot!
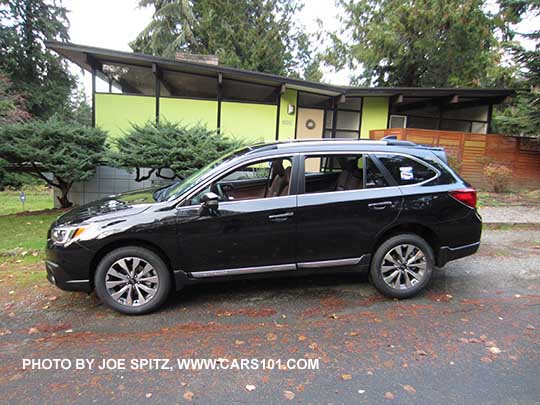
0,186,53,216
0,212,61,264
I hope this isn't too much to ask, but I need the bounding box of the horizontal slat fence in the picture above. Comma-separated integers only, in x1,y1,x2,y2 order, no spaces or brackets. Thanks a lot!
370,128,540,189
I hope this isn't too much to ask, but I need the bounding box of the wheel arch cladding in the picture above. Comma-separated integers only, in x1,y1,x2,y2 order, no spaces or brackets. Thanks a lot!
90,239,174,289
373,223,439,258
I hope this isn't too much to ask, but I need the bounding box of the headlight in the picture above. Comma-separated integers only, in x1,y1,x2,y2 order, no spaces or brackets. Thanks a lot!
50,226,86,245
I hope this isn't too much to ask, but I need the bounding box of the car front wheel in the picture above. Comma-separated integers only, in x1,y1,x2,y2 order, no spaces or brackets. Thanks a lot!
94,247,171,315
370,234,434,299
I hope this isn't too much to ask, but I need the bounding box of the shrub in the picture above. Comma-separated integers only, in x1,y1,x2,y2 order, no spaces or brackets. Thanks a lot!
483,163,512,193
110,121,244,181
0,119,108,207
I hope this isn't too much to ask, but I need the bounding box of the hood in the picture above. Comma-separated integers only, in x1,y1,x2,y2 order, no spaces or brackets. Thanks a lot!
54,188,162,226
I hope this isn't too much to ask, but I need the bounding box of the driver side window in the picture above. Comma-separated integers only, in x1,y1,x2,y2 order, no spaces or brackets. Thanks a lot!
189,157,293,205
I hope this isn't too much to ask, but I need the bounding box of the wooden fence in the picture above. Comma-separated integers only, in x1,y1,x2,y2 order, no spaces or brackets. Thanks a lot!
370,128,540,189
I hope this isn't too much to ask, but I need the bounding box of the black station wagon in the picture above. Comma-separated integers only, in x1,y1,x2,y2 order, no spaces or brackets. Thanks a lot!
46,139,481,314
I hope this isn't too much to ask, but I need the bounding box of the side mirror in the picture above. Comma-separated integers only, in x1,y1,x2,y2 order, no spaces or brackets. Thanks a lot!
200,191,219,209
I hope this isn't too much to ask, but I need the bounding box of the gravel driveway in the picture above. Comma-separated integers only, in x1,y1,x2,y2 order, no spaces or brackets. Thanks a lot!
0,228,539,404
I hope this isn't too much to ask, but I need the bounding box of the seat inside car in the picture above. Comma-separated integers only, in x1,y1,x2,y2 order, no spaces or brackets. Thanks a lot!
267,159,291,197
335,158,363,191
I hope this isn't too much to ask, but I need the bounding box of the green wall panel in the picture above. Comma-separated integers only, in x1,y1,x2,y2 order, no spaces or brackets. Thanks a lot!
360,97,389,139
220,102,277,143
95,93,155,139
278,89,297,140
160,98,218,129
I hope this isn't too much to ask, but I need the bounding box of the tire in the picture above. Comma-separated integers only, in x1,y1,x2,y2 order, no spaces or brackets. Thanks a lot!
370,234,434,299
94,247,171,315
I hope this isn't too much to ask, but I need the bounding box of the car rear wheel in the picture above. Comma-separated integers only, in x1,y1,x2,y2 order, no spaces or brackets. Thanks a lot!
94,247,171,315
370,234,434,299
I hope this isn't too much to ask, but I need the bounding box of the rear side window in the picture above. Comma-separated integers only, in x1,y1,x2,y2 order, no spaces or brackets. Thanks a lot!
376,154,437,185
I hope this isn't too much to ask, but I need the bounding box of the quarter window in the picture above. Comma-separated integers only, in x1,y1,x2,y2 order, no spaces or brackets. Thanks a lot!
376,154,437,185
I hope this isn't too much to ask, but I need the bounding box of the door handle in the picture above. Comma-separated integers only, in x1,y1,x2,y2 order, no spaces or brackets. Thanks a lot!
368,201,393,210
268,212,294,221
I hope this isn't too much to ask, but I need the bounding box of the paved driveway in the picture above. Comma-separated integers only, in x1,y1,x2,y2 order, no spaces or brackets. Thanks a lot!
1,228,539,404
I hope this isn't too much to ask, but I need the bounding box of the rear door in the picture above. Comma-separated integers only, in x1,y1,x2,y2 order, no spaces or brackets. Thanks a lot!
296,153,402,265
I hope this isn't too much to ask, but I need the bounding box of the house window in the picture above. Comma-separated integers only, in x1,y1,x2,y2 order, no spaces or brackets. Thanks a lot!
97,62,155,96
389,115,407,128
221,79,277,103
160,70,217,99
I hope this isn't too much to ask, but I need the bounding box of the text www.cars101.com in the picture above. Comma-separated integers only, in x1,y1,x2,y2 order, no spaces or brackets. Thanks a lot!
22,358,320,371
177,358,320,370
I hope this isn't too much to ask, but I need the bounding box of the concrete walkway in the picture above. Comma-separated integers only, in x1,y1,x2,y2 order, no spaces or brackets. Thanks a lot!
479,205,540,224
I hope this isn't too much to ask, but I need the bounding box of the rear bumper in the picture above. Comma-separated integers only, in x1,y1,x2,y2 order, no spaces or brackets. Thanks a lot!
437,241,480,267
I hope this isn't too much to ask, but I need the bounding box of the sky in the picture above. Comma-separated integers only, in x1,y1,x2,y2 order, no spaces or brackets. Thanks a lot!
62,0,539,99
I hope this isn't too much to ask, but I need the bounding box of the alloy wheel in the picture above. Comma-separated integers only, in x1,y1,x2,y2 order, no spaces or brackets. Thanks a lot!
105,257,159,307
380,244,427,290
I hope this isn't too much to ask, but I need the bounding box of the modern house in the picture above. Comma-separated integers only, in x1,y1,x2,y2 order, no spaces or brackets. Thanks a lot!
46,42,517,204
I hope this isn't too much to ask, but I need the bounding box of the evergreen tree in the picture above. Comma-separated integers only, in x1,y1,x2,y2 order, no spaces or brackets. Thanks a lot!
492,0,540,138
130,0,321,79
0,0,75,118
325,0,501,87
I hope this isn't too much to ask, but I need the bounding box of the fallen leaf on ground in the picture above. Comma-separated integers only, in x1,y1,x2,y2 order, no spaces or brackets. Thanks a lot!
283,390,295,400
341,374,352,380
403,384,416,394
384,392,395,400
245,384,256,391
349,331,359,336
309,342,318,350
28,327,38,335
235,340,245,345
298,335,307,341
48,296,58,301
488,347,501,354
183,391,194,401
526,324,535,330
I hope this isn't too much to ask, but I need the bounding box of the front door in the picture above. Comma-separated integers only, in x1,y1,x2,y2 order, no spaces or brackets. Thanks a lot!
176,156,298,274
296,108,324,140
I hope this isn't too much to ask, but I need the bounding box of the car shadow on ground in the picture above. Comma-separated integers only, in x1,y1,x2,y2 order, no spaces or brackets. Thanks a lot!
163,271,373,312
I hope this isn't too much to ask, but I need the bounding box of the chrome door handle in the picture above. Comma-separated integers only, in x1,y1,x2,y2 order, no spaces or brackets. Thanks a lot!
368,201,393,210
268,212,294,221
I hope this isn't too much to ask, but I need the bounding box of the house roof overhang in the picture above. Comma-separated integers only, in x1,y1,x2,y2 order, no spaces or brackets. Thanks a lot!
46,41,515,104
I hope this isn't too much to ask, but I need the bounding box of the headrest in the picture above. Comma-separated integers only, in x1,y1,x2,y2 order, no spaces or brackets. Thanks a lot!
272,159,285,176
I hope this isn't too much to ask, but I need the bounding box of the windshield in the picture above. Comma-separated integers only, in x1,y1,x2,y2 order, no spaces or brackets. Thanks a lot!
161,147,252,202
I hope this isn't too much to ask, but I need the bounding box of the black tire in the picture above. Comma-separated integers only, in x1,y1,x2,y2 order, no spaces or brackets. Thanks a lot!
370,233,434,299
94,247,171,315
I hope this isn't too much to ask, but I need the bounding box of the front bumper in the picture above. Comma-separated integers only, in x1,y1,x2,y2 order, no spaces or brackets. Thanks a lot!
45,241,94,292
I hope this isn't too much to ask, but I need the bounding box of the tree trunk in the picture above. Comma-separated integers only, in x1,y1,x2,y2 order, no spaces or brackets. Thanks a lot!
55,178,73,208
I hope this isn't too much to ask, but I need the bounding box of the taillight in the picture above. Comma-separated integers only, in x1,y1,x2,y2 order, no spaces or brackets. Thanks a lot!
449,188,477,209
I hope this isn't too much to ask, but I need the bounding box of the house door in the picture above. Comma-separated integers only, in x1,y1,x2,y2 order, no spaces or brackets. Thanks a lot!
296,108,324,140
